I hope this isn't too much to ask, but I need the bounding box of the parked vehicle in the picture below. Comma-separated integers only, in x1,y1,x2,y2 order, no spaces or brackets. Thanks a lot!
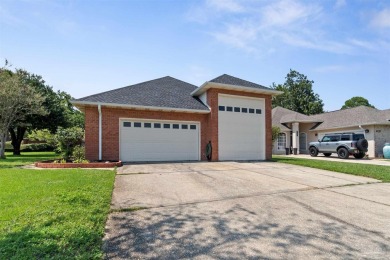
309,133,368,159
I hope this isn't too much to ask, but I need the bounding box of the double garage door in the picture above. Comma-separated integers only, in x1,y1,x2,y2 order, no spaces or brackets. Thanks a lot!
119,119,200,162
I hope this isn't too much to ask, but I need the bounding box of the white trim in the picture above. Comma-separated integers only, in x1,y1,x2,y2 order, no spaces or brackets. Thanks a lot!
119,118,201,161
98,104,102,161
191,81,283,96
72,100,210,114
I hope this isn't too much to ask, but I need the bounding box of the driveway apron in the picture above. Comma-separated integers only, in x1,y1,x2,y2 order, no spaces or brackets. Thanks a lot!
103,162,390,259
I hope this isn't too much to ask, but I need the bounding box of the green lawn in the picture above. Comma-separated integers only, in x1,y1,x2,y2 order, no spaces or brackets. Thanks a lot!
0,152,60,168
272,155,390,182
0,152,116,259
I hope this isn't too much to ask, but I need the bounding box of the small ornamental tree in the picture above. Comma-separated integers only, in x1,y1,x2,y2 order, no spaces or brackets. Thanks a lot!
55,127,84,160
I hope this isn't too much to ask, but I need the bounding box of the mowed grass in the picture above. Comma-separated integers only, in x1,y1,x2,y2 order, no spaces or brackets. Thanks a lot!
0,152,116,259
272,155,390,182
0,152,59,168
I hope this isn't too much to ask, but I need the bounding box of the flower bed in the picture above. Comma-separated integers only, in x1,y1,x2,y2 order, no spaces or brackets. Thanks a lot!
35,160,122,168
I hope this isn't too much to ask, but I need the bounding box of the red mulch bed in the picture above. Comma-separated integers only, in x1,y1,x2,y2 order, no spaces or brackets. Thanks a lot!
35,160,122,168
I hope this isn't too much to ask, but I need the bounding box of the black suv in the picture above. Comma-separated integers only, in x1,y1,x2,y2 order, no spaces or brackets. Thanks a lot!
309,133,368,159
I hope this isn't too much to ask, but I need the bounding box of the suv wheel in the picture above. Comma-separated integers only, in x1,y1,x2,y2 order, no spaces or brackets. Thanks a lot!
309,147,318,157
323,153,331,157
337,147,349,159
353,152,365,159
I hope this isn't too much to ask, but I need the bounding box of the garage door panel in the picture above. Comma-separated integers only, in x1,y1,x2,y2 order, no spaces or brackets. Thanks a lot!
218,95,265,160
120,120,199,162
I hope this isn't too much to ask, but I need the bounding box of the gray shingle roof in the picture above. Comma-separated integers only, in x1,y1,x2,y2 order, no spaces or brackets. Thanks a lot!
273,106,390,132
272,107,322,131
312,106,390,130
210,74,272,91
75,76,209,111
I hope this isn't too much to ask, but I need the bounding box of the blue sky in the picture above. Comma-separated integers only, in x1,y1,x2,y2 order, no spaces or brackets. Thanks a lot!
0,0,389,111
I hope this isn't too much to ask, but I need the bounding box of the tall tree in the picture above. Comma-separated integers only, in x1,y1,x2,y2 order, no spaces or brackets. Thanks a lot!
272,70,324,115
0,66,46,158
8,70,84,155
341,96,375,109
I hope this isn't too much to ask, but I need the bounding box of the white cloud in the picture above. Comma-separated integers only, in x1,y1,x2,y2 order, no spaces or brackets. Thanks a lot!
212,21,258,52
188,0,386,55
206,0,244,13
334,0,346,9
261,0,321,27
371,8,390,29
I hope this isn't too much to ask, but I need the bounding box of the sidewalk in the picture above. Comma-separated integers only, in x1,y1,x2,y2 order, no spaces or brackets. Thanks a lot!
275,154,390,166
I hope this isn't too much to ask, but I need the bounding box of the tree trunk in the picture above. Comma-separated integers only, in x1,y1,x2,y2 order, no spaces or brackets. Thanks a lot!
9,127,27,156
0,132,6,159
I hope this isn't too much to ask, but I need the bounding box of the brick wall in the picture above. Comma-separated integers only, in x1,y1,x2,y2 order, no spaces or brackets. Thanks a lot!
84,89,273,161
84,106,209,161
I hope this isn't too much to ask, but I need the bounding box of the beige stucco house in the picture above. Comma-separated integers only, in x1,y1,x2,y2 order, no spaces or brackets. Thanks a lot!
272,106,390,158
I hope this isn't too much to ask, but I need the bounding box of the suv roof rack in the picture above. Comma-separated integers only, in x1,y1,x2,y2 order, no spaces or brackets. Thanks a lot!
324,133,355,135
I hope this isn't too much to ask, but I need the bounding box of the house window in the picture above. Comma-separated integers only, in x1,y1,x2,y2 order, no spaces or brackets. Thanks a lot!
219,106,225,111
123,122,131,127
226,106,233,112
278,133,286,150
234,107,240,112
144,123,151,128
190,125,196,130
134,122,142,127
154,123,161,128
249,108,255,113
256,109,262,114
173,124,179,129
164,124,170,129
182,124,188,129
242,108,248,113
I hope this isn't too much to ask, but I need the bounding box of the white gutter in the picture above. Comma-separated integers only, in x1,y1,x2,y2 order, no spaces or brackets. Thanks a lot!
98,104,102,161
71,101,210,114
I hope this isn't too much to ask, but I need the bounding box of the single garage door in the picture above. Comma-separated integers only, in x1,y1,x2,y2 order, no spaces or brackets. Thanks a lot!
218,94,265,160
119,119,200,162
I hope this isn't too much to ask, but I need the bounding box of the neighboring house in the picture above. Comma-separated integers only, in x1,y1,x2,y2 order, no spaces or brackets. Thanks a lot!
272,106,390,158
72,74,282,162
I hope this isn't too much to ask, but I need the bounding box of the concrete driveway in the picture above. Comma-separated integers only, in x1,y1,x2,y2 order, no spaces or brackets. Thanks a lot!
103,162,390,259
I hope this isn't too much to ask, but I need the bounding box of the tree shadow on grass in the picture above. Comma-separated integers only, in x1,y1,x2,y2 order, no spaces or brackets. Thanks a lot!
103,199,390,259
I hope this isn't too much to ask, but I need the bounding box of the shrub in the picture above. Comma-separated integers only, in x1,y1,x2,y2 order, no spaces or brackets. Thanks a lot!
27,129,56,147
22,143,55,152
55,127,84,160
72,145,88,163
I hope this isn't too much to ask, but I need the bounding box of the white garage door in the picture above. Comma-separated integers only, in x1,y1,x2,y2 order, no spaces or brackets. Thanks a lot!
218,94,265,160
120,119,200,162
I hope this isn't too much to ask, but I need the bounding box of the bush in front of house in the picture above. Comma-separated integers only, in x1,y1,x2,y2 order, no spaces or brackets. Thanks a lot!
72,145,88,163
55,127,84,160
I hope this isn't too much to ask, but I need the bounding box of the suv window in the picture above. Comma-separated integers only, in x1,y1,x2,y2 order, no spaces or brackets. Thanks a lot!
341,134,351,141
353,134,365,141
322,135,340,142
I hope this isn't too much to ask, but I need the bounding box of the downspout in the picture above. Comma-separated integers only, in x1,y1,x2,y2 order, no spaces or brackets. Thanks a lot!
98,104,102,161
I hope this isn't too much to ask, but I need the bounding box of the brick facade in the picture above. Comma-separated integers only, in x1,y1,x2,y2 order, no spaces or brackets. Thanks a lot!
84,88,273,161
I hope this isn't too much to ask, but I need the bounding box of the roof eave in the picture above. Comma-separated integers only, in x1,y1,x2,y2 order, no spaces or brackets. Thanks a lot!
71,100,210,114
310,122,390,131
191,82,283,96
281,120,324,124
